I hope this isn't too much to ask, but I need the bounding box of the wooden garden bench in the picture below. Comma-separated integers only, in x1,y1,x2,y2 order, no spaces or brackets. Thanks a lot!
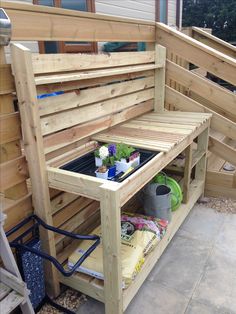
11,43,211,314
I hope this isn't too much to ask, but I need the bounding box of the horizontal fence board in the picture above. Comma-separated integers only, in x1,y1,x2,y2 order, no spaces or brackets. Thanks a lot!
41,88,154,135
56,210,100,257
157,23,236,85
209,135,236,167
192,27,236,59
0,113,21,145
0,156,29,192
0,95,14,114
51,192,80,215
206,171,236,188
0,65,15,94
53,197,94,228
44,100,154,159
5,6,155,42
4,181,28,201
36,70,154,95
33,52,155,74
2,1,154,25
0,140,21,164
54,201,100,244
166,60,236,122
35,65,158,85
2,194,33,231
165,86,236,141
205,184,236,199
39,76,154,116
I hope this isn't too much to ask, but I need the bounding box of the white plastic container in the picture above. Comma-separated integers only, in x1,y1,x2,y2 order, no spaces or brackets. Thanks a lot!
95,169,108,179
95,157,103,167
115,155,140,173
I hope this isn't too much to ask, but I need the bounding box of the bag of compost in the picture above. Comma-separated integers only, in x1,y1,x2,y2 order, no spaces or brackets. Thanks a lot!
68,213,168,288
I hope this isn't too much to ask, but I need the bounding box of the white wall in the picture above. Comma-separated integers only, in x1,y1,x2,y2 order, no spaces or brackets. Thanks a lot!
95,0,155,21
168,0,177,27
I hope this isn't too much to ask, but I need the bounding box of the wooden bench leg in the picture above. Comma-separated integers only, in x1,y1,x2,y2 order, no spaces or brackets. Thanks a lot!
183,143,193,203
100,186,123,314
195,128,209,183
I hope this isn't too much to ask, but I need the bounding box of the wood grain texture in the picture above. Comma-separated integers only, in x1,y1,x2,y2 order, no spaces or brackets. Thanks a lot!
33,52,155,74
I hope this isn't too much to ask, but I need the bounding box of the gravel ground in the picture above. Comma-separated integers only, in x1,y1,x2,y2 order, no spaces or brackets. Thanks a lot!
38,289,87,313
198,196,236,214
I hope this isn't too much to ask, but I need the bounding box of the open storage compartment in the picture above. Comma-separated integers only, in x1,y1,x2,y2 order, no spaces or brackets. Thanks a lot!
60,146,159,183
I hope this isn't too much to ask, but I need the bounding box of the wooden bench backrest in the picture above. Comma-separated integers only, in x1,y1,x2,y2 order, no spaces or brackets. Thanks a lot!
11,44,165,163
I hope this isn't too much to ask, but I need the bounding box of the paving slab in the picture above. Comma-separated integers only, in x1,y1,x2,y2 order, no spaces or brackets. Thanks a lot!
192,248,236,313
214,222,236,258
177,205,226,244
77,297,104,314
223,212,236,227
126,281,189,314
148,235,210,298
185,299,232,314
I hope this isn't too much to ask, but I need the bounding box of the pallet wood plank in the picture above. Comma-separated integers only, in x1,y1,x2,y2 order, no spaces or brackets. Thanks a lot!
0,283,11,301
100,185,123,314
166,60,236,122
157,23,236,85
40,88,154,136
35,65,158,85
192,27,236,59
0,290,24,314
4,6,155,43
165,86,236,141
38,76,154,116
11,43,60,296
0,113,21,145
36,70,154,95
0,156,29,192
0,65,15,95
47,167,118,201
209,135,236,167
0,95,14,114
43,100,153,157
33,51,155,74
154,44,166,112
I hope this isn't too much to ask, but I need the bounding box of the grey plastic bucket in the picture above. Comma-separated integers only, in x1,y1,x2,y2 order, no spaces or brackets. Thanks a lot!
143,184,172,222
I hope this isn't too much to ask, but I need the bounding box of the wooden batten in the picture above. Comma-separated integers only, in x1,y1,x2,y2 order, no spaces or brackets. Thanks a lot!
11,43,60,296
166,60,236,122
32,51,155,74
2,1,155,42
192,27,236,59
157,22,236,86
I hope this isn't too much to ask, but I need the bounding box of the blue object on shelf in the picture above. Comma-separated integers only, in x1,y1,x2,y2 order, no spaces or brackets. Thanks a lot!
37,91,64,99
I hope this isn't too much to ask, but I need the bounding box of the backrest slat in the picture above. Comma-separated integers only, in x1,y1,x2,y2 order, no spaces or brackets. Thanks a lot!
38,76,154,117
32,51,155,74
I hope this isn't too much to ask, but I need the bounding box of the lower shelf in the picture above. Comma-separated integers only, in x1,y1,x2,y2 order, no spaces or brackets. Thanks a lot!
59,179,204,310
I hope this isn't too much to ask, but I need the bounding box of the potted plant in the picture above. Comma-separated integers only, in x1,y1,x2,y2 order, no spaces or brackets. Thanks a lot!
95,165,109,179
115,143,140,173
94,144,117,179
